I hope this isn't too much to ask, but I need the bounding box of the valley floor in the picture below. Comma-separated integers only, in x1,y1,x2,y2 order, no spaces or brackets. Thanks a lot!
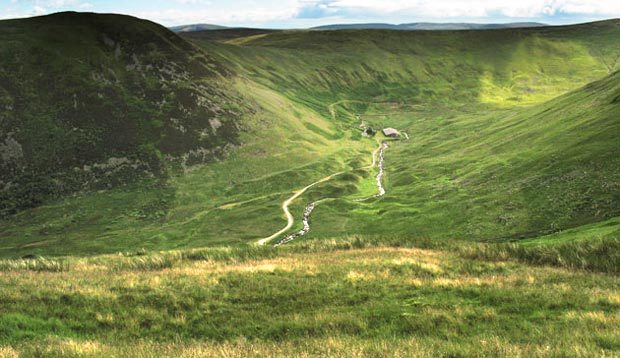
262,139,390,246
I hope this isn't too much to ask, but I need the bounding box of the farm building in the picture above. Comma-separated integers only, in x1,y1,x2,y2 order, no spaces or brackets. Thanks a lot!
382,128,400,137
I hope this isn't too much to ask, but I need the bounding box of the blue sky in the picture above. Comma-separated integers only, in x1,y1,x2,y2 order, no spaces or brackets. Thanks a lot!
2,0,620,28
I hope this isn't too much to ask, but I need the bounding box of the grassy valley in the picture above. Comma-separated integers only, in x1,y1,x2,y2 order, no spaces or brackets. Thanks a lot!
0,12,619,357
190,21,620,107
302,71,620,243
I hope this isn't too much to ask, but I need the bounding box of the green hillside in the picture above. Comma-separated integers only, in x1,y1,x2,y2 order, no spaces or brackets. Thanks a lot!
0,15,619,258
303,71,620,242
0,12,254,216
187,21,620,108
0,12,620,357
184,22,620,243
0,15,363,257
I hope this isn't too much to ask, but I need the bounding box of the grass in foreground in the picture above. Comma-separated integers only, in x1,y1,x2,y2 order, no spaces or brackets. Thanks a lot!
1,237,619,357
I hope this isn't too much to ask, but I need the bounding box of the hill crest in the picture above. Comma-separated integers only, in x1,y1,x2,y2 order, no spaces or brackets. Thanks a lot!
311,22,547,30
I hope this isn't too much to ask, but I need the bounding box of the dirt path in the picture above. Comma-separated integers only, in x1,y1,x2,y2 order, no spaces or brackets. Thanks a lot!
259,140,390,246
257,172,344,246
260,101,401,246
274,200,320,247
367,139,383,169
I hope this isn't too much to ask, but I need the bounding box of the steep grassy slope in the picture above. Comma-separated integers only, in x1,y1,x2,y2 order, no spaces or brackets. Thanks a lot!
0,13,619,358
0,76,369,257
0,13,378,258
0,12,253,216
186,20,620,110
1,239,620,357
302,71,620,242
1,15,619,258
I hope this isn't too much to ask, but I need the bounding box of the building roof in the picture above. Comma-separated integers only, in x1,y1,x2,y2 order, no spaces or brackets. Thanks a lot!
382,128,400,137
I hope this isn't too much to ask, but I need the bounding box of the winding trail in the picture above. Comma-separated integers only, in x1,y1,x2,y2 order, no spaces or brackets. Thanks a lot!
274,201,319,247
259,140,390,246
257,171,344,246
259,100,404,246
366,139,382,169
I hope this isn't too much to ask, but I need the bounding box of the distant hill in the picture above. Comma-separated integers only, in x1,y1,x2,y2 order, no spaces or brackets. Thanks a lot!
312,22,547,30
169,22,547,33
170,23,228,32
181,28,279,42
2,12,620,254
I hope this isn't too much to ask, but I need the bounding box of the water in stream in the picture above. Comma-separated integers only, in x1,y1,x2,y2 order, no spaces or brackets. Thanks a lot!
374,142,388,197
354,142,389,202
274,142,389,246
274,202,316,247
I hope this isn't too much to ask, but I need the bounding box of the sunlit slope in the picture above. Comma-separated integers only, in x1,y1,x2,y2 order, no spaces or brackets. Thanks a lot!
1,239,619,356
186,20,620,110
309,70,620,242
0,13,374,257
1,15,619,257
0,77,372,258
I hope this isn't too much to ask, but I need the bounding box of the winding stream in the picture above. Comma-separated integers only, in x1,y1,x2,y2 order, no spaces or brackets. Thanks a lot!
354,142,389,202
257,172,344,246
274,201,317,247
268,141,390,246
373,142,389,197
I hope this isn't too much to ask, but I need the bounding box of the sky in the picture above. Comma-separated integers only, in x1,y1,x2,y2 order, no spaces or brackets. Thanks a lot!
2,0,620,28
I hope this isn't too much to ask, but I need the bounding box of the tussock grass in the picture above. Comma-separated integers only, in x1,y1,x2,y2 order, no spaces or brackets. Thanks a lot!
95,233,620,275
111,253,182,271
294,234,620,274
0,257,69,272
286,235,458,256
7,335,613,358
180,245,279,263
1,242,619,356
293,234,620,275
0,231,616,276
460,236,620,274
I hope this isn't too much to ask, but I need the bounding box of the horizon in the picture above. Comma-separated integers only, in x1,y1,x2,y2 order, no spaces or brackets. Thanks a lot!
2,0,620,29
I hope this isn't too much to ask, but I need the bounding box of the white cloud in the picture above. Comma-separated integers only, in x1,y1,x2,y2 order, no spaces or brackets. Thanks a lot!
32,5,47,15
175,0,211,4
296,0,620,20
135,3,299,26
40,0,82,7
1,0,95,19
7,0,90,9
3,0,620,26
